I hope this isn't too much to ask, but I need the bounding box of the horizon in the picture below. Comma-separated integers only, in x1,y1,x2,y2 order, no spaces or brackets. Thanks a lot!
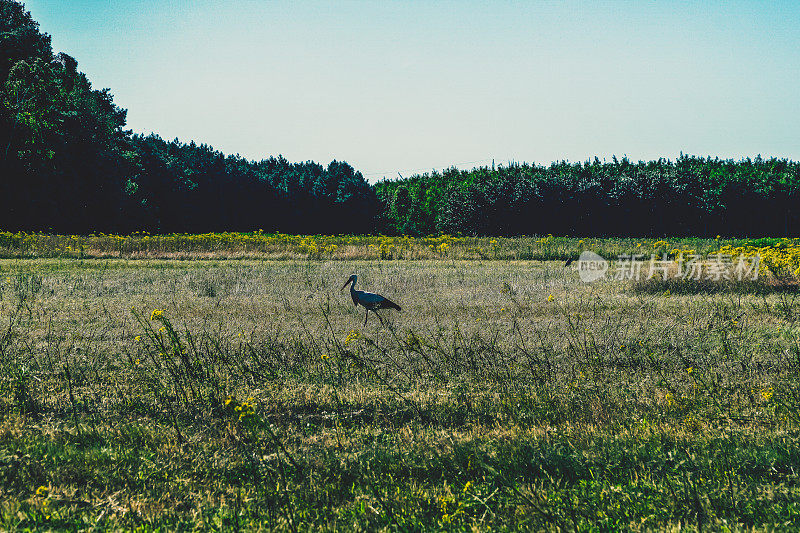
21,0,800,181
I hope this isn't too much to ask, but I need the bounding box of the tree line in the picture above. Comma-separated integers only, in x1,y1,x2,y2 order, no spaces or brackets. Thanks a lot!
375,156,800,237
0,1,375,234
2,0,800,237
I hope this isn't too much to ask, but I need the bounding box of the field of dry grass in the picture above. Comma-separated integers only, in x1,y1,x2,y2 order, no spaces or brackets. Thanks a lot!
0,231,760,261
1,257,799,530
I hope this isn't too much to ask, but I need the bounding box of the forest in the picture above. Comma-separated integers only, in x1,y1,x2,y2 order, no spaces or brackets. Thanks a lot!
2,0,800,237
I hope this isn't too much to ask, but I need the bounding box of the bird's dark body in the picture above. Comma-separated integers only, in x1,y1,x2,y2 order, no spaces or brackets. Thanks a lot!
350,291,401,311
342,275,401,325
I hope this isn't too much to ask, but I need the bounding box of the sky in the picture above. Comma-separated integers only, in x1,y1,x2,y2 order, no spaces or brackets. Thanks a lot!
20,0,800,181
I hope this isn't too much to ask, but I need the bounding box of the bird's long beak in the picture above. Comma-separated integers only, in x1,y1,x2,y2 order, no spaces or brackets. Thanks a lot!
341,279,351,291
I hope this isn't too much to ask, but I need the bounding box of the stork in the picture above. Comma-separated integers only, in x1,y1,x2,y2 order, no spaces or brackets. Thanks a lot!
341,274,401,326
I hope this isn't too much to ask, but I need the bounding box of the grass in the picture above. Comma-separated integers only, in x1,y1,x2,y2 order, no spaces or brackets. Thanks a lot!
0,256,799,530
0,231,785,262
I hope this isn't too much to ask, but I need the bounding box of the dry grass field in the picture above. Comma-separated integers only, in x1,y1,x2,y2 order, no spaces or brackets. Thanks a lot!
0,231,770,262
1,256,799,530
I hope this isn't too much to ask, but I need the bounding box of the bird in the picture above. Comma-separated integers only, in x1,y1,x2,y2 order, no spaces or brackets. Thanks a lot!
341,274,401,326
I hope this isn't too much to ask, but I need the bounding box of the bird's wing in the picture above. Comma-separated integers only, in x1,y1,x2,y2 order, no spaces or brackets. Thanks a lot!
380,297,401,311
358,291,401,311
358,291,385,306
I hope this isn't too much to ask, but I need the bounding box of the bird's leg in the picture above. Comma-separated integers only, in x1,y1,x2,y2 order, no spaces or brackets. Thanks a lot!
376,312,385,326
364,309,369,326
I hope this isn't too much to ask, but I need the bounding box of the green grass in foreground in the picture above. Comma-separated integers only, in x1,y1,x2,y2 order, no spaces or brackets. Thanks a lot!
0,258,799,530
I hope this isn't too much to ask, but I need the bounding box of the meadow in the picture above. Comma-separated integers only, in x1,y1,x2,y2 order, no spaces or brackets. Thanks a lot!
0,231,781,262
1,243,799,530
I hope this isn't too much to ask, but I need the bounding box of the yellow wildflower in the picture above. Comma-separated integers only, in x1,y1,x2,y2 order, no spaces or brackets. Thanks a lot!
665,392,675,407
344,330,360,345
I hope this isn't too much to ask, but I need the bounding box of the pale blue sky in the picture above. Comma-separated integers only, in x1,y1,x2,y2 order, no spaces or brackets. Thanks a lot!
21,0,800,180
